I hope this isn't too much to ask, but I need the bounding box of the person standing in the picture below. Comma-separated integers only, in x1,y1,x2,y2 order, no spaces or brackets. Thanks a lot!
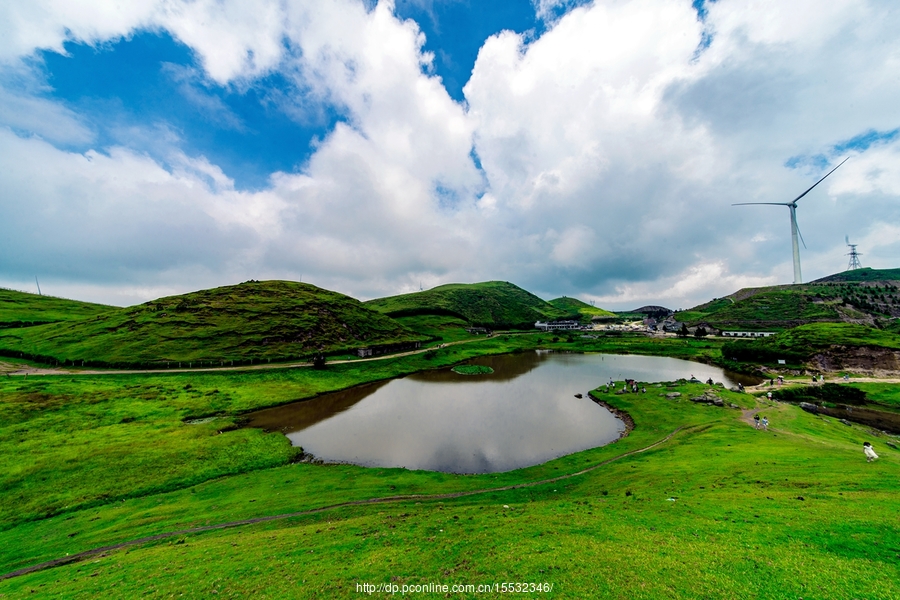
754,414,761,429
863,442,879,462
762,416,769,431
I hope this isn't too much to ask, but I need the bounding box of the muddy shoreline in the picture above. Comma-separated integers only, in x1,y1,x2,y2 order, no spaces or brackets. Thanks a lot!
588,391,635,439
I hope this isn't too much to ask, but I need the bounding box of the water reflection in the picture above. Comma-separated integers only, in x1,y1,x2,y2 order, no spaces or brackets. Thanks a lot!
244,352,746,473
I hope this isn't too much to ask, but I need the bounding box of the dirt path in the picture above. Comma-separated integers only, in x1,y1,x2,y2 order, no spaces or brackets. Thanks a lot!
0,337,492,377
0,424,692,582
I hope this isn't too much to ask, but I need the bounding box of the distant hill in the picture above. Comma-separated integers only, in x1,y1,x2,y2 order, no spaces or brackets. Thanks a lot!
677,270,900,331
0,288,114,328
548,297,614,321
0,281,425,368
366,281,576,329
812,267,900,283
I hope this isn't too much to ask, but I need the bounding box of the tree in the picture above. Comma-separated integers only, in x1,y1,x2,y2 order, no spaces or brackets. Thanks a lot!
677,323,689,337
694,326,708,338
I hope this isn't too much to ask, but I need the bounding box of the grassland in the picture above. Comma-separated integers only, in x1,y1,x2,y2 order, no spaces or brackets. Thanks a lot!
1,281,898,599
365,281,576,329
0,281,426,368
0,288,113,328
547,296,614,320
1,349,897,598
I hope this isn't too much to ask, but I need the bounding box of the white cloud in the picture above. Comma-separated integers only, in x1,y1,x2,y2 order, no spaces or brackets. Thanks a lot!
1,0,899,309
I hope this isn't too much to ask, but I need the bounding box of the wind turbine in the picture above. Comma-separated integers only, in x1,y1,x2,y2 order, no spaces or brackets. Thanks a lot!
734,157,849,284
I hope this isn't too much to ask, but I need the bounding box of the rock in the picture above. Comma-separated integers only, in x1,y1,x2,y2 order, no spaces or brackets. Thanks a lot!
839,419,852,426
690,396,706,403
799,402,818,414
616,389,626,395
666,392,681,399
713,398,724,407
730,403,739,409
729,386,739,392
886,441,898,450
574,393,583,398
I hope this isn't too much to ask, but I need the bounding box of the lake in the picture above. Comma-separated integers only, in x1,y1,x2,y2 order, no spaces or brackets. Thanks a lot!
243,351,749,474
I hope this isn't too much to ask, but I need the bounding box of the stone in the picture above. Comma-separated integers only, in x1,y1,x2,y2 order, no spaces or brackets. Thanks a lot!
666,392,681,399
799,402,818,414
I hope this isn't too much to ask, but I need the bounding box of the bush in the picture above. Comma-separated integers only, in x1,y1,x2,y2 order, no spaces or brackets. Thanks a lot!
772,383,868,406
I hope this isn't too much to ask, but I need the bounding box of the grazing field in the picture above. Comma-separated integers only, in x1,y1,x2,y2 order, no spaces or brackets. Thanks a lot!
0,288,114,328
1,354,897,598
365,281,576,329
0,281,426,368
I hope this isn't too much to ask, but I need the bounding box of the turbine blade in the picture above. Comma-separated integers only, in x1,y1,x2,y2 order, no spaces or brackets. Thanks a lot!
845,234,849,245
796,221,807,250
732,202,792,206
791,156,849,204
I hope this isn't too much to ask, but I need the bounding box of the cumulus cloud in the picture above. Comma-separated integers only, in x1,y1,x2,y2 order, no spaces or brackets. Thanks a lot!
1,0,899,309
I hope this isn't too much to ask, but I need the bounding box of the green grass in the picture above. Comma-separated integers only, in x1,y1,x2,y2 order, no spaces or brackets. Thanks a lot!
0,281,425,368
0,288,114,328
1,367,897,598
365,281,576,329
547,296,614,320
392,314,474,344
813,267,900,282
450,364,494,375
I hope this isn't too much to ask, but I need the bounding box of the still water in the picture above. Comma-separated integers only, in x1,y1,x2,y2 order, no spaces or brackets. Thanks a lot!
244,352,747,474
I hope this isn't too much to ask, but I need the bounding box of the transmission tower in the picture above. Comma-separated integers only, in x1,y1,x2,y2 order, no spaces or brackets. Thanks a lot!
845,236,862,270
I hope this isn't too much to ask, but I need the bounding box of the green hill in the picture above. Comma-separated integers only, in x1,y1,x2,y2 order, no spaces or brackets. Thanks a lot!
813,267,900,283
365,281,576,329
676,270,900,331
0,281,425,368
0,288,114,328
548,297,614,321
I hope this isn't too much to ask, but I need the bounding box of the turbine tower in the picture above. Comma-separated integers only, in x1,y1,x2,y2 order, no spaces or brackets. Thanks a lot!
733,157,849,284
845,235,862,270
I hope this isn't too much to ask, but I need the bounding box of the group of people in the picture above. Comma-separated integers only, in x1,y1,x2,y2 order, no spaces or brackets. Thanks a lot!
753,414,769,430
603,378,646,394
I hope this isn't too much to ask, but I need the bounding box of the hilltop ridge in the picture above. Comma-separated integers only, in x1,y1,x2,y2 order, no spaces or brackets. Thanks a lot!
365,281,576,329
0,280,424,368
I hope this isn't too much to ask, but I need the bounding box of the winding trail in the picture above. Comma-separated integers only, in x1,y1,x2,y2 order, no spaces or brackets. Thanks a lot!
0,424,692,583
0,337,493,377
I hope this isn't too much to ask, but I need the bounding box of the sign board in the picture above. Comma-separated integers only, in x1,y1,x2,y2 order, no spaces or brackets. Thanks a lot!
777,359,786,365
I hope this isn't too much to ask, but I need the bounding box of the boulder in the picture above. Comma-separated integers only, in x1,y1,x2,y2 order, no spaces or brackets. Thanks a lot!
799,402,818,414
666,392,682,399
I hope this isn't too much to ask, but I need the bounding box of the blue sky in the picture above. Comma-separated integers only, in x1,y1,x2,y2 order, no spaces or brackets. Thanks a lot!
1,0,898,308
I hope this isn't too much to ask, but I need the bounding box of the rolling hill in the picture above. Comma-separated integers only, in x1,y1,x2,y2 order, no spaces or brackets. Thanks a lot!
676,268,900,331
0,288,114,328
548,297,615,321
0,281,425,368
365,281,576,329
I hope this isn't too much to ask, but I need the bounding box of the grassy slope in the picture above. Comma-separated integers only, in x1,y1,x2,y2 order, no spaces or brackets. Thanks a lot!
0,288,113,327
1,364,897,598
365,281,575,329
813,267,900,282
676,269,900,330
0,281,425,367
723,322,900,367
548,296,614,320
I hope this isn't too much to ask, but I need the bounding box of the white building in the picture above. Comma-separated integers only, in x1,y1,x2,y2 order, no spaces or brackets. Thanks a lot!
721,331,776,338
535,320,582,331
